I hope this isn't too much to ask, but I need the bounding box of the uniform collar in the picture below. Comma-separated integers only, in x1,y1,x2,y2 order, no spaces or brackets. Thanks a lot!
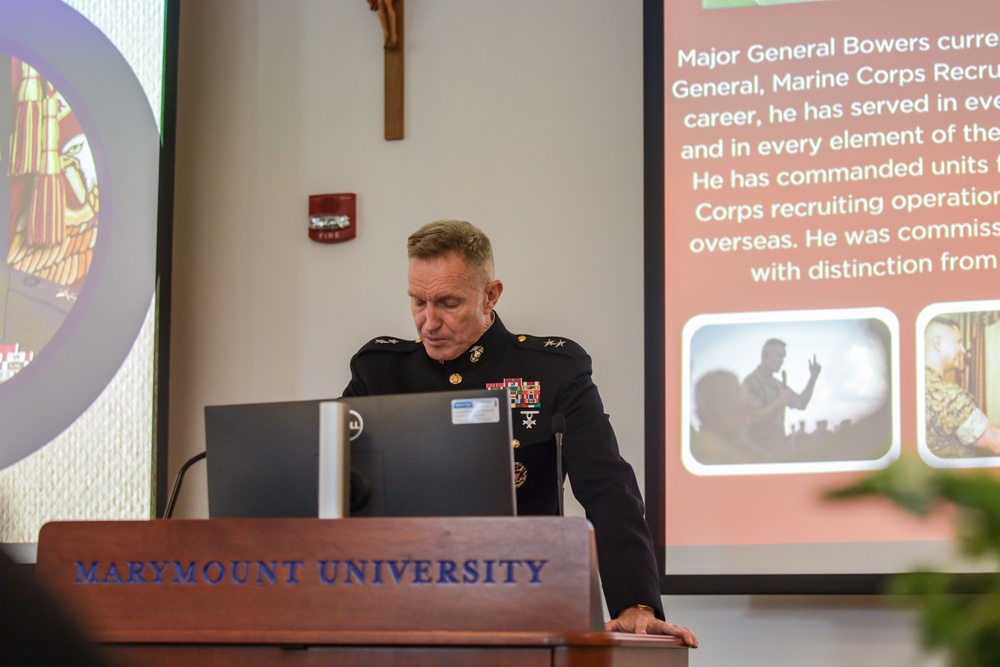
435,312,510,372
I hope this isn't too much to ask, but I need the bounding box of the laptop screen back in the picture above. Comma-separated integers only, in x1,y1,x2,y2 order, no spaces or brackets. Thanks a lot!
204,390,515,518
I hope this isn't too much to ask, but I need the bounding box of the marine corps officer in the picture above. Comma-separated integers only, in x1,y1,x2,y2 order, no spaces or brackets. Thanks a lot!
343,220,696,646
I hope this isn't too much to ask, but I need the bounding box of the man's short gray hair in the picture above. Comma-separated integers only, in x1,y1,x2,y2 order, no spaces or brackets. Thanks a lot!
407,220,495,282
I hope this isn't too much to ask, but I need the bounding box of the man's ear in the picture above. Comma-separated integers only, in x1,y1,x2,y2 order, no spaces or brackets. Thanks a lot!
485,279,503,312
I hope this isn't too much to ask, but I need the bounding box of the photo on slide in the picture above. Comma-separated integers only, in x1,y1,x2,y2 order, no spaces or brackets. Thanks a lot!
918,300,1000,468
682,308,899,476
703,0,831,8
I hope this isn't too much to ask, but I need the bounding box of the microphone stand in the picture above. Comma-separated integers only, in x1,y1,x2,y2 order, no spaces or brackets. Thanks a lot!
162,451,206,519
551,414,566,516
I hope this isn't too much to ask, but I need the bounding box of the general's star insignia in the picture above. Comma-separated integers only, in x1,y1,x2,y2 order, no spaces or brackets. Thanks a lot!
522,411,539,429
375,338,398,345
544,339,567,347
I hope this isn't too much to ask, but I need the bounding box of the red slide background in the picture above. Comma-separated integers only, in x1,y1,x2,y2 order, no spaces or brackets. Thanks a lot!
663,0,999,548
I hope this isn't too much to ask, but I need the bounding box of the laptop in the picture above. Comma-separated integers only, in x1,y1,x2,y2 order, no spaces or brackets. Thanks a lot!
204,390,516,518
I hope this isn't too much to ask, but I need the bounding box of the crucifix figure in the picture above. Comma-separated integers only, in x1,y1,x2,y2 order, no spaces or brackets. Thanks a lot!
368,0,398,48
368,0,403,139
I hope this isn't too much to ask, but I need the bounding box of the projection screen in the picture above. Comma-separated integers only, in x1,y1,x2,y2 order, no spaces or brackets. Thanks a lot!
0,0,173,545
647,0,1000,592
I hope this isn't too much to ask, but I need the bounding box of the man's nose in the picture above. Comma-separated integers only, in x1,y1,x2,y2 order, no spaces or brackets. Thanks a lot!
424,305,442,330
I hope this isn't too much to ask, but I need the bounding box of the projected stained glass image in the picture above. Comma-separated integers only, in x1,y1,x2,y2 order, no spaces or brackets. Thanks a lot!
1,58,98,384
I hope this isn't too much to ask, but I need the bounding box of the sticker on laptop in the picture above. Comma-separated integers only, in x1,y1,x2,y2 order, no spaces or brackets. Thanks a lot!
452,398,501,424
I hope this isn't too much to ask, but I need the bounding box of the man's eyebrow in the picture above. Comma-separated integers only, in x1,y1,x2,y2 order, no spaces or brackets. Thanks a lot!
407,291,463,302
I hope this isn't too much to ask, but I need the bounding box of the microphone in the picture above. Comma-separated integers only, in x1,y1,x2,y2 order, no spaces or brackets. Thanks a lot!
551,413,566,516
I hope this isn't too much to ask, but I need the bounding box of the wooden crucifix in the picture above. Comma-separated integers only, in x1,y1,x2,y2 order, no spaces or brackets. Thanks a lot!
368,0,404,140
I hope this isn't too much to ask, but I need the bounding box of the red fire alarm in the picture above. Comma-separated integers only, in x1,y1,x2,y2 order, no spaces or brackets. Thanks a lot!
308,193,357,243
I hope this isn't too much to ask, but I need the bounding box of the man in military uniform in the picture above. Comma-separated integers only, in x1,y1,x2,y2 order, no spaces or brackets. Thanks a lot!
924,316,1000,457
343,220,696,645
742,338,821,455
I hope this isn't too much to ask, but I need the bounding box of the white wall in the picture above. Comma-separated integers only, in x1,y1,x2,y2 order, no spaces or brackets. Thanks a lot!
170,2,941,665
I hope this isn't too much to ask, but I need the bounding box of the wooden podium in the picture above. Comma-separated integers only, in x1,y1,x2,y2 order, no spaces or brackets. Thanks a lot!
36,517,688,666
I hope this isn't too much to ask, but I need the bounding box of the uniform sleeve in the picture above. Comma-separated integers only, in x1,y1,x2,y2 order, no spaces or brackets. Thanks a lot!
956,406,990,446
342,350,369,397
557,352,664,620
343,337,421,397
927,374,983,442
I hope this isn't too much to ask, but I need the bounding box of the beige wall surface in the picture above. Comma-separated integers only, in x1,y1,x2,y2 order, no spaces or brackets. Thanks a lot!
170,2,940,666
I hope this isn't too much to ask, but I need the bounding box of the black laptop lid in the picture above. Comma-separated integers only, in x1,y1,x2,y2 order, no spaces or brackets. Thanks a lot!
204,390,515,518
346,390,515,517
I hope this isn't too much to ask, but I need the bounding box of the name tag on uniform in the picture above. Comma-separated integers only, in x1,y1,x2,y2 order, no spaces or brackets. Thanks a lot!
452,398,501,424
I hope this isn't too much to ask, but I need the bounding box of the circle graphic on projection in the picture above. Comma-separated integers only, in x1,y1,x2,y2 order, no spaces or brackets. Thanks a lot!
0,0,158,470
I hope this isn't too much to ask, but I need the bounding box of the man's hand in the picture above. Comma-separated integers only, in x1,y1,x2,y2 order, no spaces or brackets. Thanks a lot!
603,606,698,647
777,387,797,407
808,354,822,378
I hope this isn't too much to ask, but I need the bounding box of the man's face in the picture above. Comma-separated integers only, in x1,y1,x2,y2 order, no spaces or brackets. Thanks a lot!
408,252,501,362
761,344,786,373
938,324,967,372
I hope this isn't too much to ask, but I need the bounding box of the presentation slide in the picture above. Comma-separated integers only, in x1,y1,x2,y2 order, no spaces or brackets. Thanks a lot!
0,0,164,542
660,0,1000,577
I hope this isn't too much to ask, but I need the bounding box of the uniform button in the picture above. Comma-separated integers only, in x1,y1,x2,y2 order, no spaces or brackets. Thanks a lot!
517,335,526,342
512,439,520,449
449,373,462,385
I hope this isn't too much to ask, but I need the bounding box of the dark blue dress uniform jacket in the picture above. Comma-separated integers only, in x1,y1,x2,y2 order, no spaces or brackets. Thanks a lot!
342,313,664,619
